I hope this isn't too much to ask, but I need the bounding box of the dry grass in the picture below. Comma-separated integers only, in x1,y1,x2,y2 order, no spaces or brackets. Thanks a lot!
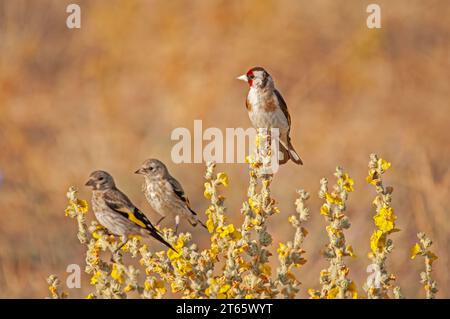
0,0,448,298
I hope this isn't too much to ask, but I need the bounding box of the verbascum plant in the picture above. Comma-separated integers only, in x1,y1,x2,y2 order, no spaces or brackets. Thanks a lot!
411,232,438,298
48,147,438,299
275,189,309,298
46,274,67,299
51,130,311,299
364,154,401,299
308,167,357,299
239,130,279,298
67,187,141,298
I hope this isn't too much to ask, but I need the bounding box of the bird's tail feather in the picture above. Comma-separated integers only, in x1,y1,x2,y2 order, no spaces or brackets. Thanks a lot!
149,229,178,253
278,139,303,165
287,140,303,165
188,215,208,230
198,219,207,229
187,207,207,230
279,143,290,165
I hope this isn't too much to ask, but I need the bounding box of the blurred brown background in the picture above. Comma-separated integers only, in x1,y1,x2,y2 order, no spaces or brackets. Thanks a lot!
0,0,448,298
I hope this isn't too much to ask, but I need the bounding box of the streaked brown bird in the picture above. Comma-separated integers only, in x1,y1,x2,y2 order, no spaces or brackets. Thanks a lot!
237,66,303,165
135,159,206,233
85,170,176,252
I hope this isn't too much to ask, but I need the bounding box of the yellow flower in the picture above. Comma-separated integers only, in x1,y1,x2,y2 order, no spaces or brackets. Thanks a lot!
121,242,130,252
307,288,320,299
340,266,350,276
123,285,134,293
348,281,358,299
277,243,289,258
231,230,242,240
145,280,166,295
85,293,95,299
378,158,391,173
172,258,193,275
144,281,152,291
325,192,343,205
206,218,215,233
255,134,262,147
326,225,340,236
206,278,229,298
167,249,180,261
288,215,296,225
374,207,396,233
320,204,330,216
219,284,231,294
217,224,242,240
410,243,421,259
209,243,219,259
204,182,213,199
92,230,102,239
345,245,356,257
248,197,260,214
338,173,354,192
250,218,261,227
76,199,89,213
259,264,272,276
167,234,187,260
48,285,57,298
366,169,379,185
111,264,124,283
326,287,339,299
370,230,386,253
90,271,101,285
65,199,89,216
217,172,229,187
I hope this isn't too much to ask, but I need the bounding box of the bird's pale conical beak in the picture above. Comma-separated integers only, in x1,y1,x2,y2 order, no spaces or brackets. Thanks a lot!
134,168,143,175
236,74,248,82
85,179,94,187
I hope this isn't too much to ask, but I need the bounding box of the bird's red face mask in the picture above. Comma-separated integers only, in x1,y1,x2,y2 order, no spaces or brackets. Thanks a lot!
237,70,255,87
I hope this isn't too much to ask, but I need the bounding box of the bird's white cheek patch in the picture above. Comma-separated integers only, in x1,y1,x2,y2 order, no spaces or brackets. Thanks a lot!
248,88,260,108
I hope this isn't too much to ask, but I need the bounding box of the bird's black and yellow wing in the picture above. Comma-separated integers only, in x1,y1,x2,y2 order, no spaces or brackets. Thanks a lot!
104,189,177,252
104,190,155,230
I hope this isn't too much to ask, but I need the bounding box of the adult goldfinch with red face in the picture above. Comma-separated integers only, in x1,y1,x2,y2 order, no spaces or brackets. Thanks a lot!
237,67,303,165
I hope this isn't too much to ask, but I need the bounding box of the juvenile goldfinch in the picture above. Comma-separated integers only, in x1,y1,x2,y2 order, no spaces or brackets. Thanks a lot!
237,66,303,165
135,159,206,233
85,170,176,252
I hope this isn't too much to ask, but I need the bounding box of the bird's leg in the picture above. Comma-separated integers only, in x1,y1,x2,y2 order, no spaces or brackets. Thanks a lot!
111,236,128,262
174,215,180,234
155,216,165,226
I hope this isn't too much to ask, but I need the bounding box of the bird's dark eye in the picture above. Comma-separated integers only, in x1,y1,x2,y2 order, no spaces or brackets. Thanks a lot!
248,73,255,79
99,177,104,181
148,167,154,171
